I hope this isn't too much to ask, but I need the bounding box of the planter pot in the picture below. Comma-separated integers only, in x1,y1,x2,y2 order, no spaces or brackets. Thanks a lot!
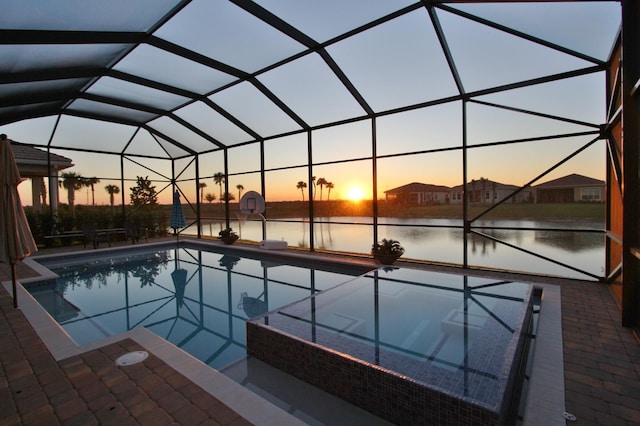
220,236,238,245
373,253,401,265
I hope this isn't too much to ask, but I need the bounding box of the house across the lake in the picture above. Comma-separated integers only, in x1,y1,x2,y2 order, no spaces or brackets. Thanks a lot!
533,173,606,203
384,182,451,205
449,178,533,205
384,174,604,205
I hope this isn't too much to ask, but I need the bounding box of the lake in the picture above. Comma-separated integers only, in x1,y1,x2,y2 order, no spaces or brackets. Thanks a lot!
186,216,604,280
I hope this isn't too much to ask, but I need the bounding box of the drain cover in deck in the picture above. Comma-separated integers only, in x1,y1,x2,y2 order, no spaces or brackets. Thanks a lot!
115,351,149,366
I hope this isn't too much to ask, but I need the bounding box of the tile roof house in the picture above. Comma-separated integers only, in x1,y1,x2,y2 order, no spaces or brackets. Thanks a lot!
385,175,604,207
11,141,74,174
533,173,605,203
384,182,451,205
10,140,73,211
449,178,533,205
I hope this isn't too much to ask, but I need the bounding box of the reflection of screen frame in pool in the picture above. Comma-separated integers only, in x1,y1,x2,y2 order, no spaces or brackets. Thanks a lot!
27,242,370,370
248,268,536,425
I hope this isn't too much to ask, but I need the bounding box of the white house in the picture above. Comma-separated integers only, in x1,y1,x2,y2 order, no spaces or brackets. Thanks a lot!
449,178,533,205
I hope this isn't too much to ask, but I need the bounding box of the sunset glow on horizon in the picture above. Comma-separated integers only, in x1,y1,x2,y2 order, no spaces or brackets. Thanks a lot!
346,186,365,202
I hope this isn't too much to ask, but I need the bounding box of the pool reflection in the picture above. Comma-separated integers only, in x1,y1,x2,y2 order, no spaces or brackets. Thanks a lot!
29,244,369,371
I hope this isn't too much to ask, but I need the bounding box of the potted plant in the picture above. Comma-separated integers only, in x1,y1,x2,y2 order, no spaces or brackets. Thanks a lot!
218,227,239,245
371,238,404,265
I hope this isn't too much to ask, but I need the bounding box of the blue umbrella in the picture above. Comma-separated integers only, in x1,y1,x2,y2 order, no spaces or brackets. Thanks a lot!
169,190,185,234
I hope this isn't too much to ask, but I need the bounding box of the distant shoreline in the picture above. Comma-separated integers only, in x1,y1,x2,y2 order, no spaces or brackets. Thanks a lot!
183,200,605,221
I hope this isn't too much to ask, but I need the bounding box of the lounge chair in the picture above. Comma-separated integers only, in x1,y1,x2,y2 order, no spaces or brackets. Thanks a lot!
124,220,147,244
82,224,110,249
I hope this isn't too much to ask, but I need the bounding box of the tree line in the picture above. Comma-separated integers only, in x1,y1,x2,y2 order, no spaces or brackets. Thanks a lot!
60,172,158,216
296,176,334,201
59,172,111,216
200,172,244,205
59,171,337,214
59,171,247,215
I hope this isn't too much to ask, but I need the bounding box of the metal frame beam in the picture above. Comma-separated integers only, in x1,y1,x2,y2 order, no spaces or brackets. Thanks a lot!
621,0,640,329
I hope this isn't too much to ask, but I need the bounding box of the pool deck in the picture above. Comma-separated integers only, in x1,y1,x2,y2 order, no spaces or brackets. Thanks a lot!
1,238,640,425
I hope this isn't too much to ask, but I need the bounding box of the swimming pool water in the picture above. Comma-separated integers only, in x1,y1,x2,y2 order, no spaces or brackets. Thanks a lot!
28,242,536,424
247,267,536,425
28,244,369,370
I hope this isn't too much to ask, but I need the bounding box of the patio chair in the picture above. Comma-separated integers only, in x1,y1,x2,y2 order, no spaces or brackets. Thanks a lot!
82,224,110,249
124,220,147,244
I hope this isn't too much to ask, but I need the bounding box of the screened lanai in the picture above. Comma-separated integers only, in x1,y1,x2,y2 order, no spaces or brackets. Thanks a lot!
2,1,639,329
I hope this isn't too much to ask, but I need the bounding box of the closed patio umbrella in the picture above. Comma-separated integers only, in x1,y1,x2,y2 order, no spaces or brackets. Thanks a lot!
1,135,38,308
171,246,188,309
169,189,185,237
171,267,188,309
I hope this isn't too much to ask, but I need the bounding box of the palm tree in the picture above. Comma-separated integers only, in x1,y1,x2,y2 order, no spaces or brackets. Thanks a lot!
59,172,84,216
199,182,207,203
326,182,334,200
213,172,225,203
236,184,244,202
84,177,100,206
205,193,215,204
104,184,120,214
316,177,328,201
296,181,307,201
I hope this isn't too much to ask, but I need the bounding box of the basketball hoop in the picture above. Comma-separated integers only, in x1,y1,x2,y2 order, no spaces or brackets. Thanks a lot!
238,191,287,249
239,191,266,220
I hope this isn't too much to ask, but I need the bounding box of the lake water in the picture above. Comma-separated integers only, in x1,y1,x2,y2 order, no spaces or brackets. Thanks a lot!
186,217,604,280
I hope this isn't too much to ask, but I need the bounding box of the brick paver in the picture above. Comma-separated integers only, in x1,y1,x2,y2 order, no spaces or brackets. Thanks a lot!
0,285,252,425
562,281,640,425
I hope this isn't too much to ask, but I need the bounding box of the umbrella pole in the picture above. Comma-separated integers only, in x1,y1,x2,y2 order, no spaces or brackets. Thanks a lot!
10,261,18,308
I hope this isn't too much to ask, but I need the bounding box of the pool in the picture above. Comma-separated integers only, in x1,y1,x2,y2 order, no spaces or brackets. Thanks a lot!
28,242,536,424
247,267,536,425
27,242,370,370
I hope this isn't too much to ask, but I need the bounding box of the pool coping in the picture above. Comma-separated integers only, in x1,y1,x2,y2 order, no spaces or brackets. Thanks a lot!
5,240,566,425
523,282,565,426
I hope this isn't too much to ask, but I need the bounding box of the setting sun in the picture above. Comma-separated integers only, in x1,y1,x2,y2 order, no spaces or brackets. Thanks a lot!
346,186,365,202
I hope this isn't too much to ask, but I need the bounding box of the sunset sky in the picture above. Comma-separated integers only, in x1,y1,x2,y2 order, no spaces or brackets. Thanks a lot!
3,1,620,206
